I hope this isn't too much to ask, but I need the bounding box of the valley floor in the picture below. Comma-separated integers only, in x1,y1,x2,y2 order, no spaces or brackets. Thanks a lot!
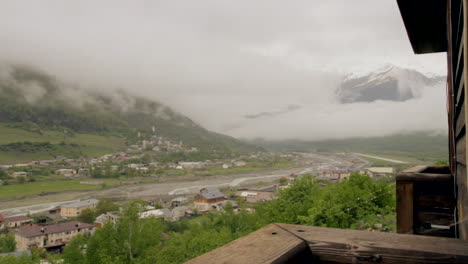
0,152,370,216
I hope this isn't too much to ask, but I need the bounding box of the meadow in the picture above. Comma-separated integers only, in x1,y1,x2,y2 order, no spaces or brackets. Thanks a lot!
0,179,121,199
0,124,125,163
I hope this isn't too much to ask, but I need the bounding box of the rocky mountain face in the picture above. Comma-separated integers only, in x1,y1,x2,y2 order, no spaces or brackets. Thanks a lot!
336,65,445,103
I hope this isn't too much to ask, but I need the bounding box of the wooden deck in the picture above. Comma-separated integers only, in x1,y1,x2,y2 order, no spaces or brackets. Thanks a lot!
185,223,468,264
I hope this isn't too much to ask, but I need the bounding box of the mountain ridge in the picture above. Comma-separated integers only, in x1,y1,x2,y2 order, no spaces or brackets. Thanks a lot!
0,64,262,157
336,65,445,103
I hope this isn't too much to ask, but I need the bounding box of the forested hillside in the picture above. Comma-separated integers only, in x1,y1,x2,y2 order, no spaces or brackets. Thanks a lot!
0,65,261,161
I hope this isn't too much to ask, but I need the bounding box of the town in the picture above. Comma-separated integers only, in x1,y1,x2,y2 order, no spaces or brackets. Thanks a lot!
0,132,397,258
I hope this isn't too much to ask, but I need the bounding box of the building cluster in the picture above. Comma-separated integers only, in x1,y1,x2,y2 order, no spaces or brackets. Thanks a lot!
0,171,293,254
131,134,198,153
15,221,94,251
318,167,395,182
0,199,102,252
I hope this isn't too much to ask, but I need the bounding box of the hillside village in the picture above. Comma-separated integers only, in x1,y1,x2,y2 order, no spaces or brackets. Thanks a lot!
0,162,396,256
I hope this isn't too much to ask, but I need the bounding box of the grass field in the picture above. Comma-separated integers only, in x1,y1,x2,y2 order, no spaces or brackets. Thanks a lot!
0,179,121,199
0,124,126,163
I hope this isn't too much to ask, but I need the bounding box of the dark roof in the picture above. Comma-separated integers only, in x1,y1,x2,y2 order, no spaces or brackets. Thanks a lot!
397,0,447,54
17,221,93,238
4,216,32,223
198,191,226,200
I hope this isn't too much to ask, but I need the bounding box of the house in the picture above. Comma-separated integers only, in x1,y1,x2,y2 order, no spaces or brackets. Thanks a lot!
127,163,145,169
171,197,188,207
361,167,394,178
38,160,55,166
194,188,227,213
77,168,89,175
172,206,188,221
11,172,28,178
179,162,204,169
222,164,231,169
237,185,276,203
233,161,247,167
321,169,353,181
60,199,99,218
55,169,76,177
139,209,172,221
1,215,33,229
94,211,119,227
14,164,29,168
15,221,94,251
0,165,12,170
136,167,149,172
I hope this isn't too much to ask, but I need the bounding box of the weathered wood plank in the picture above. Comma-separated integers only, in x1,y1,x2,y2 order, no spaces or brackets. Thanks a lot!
415,194,456,208
396,172,453,182
396,181,413,234
456,101,465,138
277,224,468,264
184,224,309,264
416,211,454,226
456,75,464,112
456,33,465,79
456,134,466,165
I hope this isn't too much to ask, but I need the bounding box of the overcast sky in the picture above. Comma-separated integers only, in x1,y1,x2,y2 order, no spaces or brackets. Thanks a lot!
0,0,448,140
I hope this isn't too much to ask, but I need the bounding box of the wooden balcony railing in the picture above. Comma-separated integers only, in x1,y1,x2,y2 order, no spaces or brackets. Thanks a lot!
185,223,468,263
396,165,456,237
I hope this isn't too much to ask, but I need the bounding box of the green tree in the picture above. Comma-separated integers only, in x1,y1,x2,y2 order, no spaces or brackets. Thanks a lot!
95,199,119,215
0,235,16,253
300,174,395,229
279,177,288,186
77,208,96,224
62,234,86,264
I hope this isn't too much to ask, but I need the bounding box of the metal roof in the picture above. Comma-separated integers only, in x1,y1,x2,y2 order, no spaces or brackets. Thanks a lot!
200,191,226,200
4,215,32,223
61,199,99,209
366,167,394,174
17,221,93,238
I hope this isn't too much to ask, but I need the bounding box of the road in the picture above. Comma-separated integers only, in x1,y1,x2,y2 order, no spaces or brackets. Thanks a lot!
353,153,409,164
169,173,296,195
0,199,79,217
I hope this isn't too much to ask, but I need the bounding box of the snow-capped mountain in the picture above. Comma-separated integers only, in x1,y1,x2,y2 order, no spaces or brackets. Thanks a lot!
336,65,445,103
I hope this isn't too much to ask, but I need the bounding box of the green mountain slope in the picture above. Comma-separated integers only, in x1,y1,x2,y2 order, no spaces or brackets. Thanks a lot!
0,65,260,162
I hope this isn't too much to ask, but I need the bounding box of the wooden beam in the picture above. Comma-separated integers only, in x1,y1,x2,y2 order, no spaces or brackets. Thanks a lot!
185,224,468,264
397,181,414,234
396,173,453,182
184,224,310,264
277,224,468,264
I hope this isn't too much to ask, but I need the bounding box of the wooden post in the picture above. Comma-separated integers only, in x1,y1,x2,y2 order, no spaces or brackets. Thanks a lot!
397,181,414,234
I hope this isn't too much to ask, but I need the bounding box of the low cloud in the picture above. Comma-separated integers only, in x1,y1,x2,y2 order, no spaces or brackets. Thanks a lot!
0,0,448,140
